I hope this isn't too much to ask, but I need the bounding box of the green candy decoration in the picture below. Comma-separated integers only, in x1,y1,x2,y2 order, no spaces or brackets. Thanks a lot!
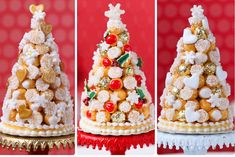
137,58,143,68
88,91,96,99
117,53,130,67
136,88,145,99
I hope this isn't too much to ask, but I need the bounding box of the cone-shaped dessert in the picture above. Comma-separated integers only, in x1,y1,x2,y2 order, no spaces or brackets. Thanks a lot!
158,5,233,134
80,4,154,135
0,4,74,136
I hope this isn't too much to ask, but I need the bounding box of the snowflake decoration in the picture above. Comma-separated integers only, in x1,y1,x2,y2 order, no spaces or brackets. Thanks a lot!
182,51,196,64
110,92,120,104
207,93,220,107
191,5,204,19
126,90,139,105
99,42,110,52
105,3,125,20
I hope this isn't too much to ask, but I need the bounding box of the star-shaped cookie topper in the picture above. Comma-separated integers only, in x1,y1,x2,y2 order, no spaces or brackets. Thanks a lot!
29,4,44,14
105,3,125,20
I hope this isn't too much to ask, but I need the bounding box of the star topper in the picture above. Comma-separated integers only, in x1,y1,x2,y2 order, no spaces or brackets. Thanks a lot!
105,3,125,20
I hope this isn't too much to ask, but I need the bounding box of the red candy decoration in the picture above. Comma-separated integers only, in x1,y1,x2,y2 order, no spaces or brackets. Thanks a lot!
135,101,143,109
105,34,117,44
123,44,131,52
104,102,115,112
109,79,122,90
103,57,112,67
134,75,142,86
86,110,92,118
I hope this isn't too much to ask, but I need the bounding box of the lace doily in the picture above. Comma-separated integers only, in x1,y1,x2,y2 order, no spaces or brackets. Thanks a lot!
157,131,235,154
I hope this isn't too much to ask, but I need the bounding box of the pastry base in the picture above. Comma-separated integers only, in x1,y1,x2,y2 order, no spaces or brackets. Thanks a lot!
0,122,74,137
158,118,234,134
79,117,154,136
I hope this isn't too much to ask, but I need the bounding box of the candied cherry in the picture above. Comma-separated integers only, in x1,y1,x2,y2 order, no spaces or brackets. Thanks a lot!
102,57,112,67
105,34,117,45
104,102,115,112
134,74,142,86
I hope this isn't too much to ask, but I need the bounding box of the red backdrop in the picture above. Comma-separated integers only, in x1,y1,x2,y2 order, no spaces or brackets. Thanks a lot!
157,0,234,154
0,0,75,155
77,0,155,119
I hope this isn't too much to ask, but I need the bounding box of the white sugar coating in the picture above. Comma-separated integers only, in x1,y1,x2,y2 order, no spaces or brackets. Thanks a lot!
48,116,60,126
142,87,152,103
89,99,104,111
129,51,138,65
36,78,49,91
28,111,43,126
88,74,100,87
173,76,185,89
211,109,222,121
110,92,120,104
165,108,175,121
216,66,228,82
94,67,104,78
217,98,229,110
19,33,30,49
30,103,40,111
119,101,131,113
22,80,32,89
97,90,110,103
28,30,45,45
8,76,19,90
183,73,200,89
165,72,172,87
209,48,220,65
51,77,61,89
99,42,110,51
195,39,210,53
25,89,39,102
190,64,204,75
199,87,212,98
206,75,219,87
27,65,40,79
160,109,166,119
165,94,175,106
12,90,21,99
60,72,70,88
11,63,21,75
197,109,209,123
123,76,137,90
40,54,53,68
44,102,57,115
23,43,34,54
55,88,66,101
180,87,194,100
173,99,183,110
181,51,196,64
107,47,122,59
41,90,54,101
96,111,107,123
176,37,184,53
221,81,231,97
195,52,208,64
108,67,123,78
128,110,140,123
183,28,198,44
185,107,200,123
185,101,198,110
207,93,220,108
126,90,139,105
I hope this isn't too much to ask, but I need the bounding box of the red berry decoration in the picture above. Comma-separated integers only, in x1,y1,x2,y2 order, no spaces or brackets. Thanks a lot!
123,44,131,52
104,102,115,112
135,100,143,109
105,34,117,44
102,57,112,67
134,75,142,86
109,79,122,90
83,97,90,106
86,110,92,118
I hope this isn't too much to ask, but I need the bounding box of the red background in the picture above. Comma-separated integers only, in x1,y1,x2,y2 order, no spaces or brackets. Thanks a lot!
0,0,75,155
157,0,234,154
77,0,155,119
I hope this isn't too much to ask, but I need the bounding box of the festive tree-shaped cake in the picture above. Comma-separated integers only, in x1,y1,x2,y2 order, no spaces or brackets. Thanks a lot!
158,5,233,133
80,4,154,135
0,4,74,136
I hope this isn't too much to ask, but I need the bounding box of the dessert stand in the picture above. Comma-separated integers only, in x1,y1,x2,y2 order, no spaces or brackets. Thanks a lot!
157,131,235,155
0,132,75,155
77,128,154,155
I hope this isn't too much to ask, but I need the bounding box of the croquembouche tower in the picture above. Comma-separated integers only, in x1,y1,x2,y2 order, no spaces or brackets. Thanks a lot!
158,5,233,133
0,4,74,137
80,4,154,135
